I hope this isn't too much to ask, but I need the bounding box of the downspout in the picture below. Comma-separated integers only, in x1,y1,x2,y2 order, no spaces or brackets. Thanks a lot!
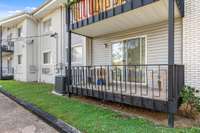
38,19,42,82
67,1,72,94
60,5,63,75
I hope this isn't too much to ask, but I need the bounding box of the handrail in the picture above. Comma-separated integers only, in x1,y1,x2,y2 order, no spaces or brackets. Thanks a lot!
66,64,184,102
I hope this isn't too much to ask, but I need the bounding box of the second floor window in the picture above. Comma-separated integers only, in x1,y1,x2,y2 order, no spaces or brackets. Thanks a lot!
18,27,22,37
43,52,51,64
43,19,52,33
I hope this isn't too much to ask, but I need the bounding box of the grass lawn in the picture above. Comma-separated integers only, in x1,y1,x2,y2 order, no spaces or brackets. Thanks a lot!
0,80,199,133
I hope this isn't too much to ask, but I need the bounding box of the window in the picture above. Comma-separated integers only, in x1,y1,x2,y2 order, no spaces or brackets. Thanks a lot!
43,19,52,33
18,27,22,37
72,46,83,63
18,55,22,64
43,52,51,64
112,37,146,83
66,46,83,64
112,37,146,65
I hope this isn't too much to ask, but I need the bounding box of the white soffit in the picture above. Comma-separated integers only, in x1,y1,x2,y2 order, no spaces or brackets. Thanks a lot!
72,0,181,37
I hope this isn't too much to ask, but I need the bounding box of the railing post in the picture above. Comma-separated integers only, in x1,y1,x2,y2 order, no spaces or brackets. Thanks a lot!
0,45,2,80
168,0,175,128
67,1,72,96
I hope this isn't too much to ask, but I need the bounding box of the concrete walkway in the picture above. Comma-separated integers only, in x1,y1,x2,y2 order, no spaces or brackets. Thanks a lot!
0,93,58,133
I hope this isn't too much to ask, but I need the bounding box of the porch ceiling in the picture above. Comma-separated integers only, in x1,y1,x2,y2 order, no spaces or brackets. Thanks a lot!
72,0,181,38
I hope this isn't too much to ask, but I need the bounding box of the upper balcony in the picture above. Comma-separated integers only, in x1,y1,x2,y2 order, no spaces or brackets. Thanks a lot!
1,41,14,53
69,0,184,37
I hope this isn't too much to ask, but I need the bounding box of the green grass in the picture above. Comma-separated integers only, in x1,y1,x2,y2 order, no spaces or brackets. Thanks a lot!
0,80,199,133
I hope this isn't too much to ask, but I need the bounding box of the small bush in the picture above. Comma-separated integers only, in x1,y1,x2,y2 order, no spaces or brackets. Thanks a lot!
179,86,200,119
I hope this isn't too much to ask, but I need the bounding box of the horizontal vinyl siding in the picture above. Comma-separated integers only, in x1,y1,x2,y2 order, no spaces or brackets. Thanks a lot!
183,0,200,91
92,19,182,65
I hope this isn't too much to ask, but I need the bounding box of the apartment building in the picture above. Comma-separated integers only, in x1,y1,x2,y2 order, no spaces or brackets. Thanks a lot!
0,0,86,83
0,13,35,81
65,0,199,92
0,0,200,127
0,0,199,88
63,0,200,127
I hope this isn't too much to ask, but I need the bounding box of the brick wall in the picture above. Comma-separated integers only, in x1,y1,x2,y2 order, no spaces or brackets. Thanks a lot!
183,0,200,91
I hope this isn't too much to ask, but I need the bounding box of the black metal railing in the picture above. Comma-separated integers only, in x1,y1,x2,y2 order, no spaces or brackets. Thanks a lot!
66,64,184,112
1,42,14,52
2,67,14,76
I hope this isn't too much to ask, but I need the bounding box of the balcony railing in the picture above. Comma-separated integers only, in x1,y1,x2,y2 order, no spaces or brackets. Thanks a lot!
1,41,14,52
0,67,14,80
69,0,184,30
2,67,14,76
71,0,126,22
66,64,184,112
70,0,158,29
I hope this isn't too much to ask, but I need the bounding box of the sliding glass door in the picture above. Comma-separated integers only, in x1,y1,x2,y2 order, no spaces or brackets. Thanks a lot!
112,37,146,83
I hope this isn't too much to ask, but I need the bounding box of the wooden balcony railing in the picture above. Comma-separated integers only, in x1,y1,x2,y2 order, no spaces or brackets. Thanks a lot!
69,0,184,30
71,0,126,23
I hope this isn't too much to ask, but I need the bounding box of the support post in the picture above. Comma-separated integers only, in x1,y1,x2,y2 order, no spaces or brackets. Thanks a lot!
0,46,2,80
168,0,175,128
0,26,2,80
67,2,72,96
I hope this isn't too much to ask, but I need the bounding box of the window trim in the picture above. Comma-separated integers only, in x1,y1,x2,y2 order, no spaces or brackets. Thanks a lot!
111,35,148,85
42,51,52,65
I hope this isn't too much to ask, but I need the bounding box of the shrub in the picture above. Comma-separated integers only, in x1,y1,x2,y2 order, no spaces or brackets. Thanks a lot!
179,86,200,119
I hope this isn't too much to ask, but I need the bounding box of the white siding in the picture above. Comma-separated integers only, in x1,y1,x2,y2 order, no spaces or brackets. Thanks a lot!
1,18,38,82
37,6,86,83
65,33,86,66
26,19,38,82
91,19,182,66
14,20,27,81
38,8,62,83
183,0,200,91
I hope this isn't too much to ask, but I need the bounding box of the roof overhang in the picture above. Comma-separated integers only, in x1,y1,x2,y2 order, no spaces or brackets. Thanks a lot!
0,13,30,27
33,0,65,19
72,0,182,37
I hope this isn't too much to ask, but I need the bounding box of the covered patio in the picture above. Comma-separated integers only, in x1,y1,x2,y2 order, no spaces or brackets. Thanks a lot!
65,0,185,127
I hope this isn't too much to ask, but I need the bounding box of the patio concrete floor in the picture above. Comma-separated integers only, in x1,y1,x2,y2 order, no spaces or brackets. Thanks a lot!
0,93,58,133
